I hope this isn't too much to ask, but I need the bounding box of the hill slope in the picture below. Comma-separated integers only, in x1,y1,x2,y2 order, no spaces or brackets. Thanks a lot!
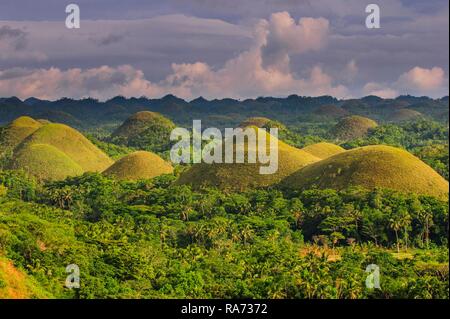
331,115,378,140
176,127,320,191
313,104,349,119
390,109,423,122
110,111,176,152
301,142,345,159
103,151,173,180
0,116,43,152
280,145,449,200
0,256,50,299
8,144,84,181
239,117,286,131
18,123,113,172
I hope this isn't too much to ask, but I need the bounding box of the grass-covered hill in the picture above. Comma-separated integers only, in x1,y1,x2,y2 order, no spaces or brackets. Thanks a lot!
331,115,378,140
301,142,345,159
176,127,320,191
313,104,349,119
103,151,173,181
0,117,114,181
110,111,176,152
19,123,113,172
0,116,43,152
390,109,423,122
0,256,50,299
280,145,449,200
8,144,83,182
239,117,272,128
239,117,287,133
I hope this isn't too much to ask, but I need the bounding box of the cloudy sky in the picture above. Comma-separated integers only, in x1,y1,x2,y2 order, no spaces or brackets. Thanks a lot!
0,0,448,100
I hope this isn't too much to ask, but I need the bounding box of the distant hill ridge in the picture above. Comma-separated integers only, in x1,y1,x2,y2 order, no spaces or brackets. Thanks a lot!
1,95,447,129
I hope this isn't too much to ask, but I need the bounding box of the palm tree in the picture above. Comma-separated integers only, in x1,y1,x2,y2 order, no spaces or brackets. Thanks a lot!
389,217,402,253
418,210,434,248
399,211,412,250
241,225,254,245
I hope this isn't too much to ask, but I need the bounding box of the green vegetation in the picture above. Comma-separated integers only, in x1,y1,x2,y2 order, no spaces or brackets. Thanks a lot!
301,142,345,159
0,256,51,298
312,104,349,120
103,151,173,181
8,144,83,181
110,111,176,153
332,115,378,140
343,120,449,179
390,109,423,122
19,123,113,172
239,117,286,131
87,134,135,160
0,171,448,298
176,128,320,191
0,98,448,299
0,116,43,161
281,145,449,200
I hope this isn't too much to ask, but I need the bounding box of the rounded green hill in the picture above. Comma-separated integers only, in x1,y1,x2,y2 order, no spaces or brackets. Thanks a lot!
331,115,377,140
239,117,286,131
111,111,176,152
390,109,423,122
18,123,113,172
176,127,320,191
280,145,449,200
313,104,349,119
103,151,173,181
239,117,271,128
302,142,345,159
0,116,43,151
8,143,83,181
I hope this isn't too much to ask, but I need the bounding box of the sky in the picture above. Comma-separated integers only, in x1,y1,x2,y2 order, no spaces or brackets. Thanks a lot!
0,0,448,100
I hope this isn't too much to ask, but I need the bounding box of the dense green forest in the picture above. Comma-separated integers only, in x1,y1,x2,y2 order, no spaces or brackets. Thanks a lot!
0,95,448,299
1,95,448,130
0,171,448,298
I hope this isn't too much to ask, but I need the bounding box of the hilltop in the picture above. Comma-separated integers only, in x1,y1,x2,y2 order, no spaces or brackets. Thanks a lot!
390,109,423,122
0,116,43,152
103,151,173,181
280,145,449,200
239,117,286,132
8,144,83,181
331,115,378,140
18,123,113,172
313,104,349,119
110,111,176,152
301,142,345,159
176,127,320,191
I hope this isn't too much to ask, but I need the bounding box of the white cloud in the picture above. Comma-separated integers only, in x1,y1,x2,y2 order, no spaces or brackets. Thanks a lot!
0,12,351,100
363,82,398,99
396,66,445,92
362,66,448,98
0,65,162,100
344,59,358,82
158,12,347,99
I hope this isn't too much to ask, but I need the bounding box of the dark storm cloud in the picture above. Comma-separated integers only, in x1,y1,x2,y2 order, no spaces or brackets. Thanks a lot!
0,25,27,50
93,33,127,46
